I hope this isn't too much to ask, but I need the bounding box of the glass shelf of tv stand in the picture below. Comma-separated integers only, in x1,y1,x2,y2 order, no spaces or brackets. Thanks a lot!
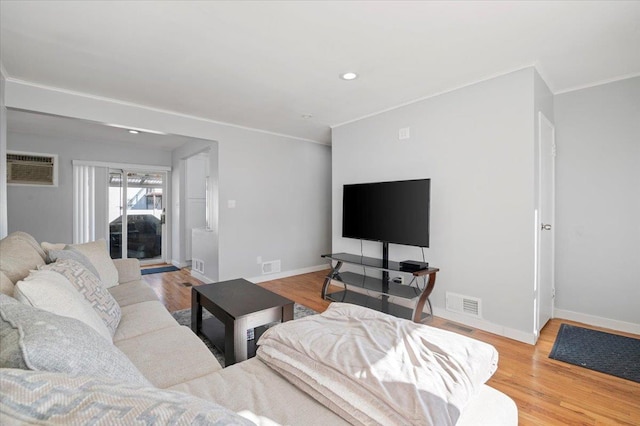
321,253,440,323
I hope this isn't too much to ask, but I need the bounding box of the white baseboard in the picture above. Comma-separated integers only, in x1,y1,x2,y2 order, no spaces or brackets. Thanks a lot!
432,307,537,345
554,308,640,335
171,259,189,269
247,264,330,284
190,270,215,284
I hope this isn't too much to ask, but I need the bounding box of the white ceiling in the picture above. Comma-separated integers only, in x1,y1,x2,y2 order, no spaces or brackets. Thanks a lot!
1,1,639,145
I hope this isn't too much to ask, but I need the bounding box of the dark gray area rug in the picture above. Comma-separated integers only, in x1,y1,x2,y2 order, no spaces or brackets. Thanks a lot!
172,303,317,367
549,323,640,383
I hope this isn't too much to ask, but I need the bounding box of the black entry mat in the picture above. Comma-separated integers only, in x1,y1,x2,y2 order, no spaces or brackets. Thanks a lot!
141,266,180,275
549,323,640,383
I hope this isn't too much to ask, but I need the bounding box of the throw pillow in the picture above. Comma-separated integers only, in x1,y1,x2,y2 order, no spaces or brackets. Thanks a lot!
0,294,150,386
67,239,120,288
39,258,121,336
47,248,101,278
40,241,67,263
13,269,112,342
0,368,254,425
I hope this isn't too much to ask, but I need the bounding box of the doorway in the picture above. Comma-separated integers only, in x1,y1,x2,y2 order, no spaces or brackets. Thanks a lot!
535,112,556,338
108,170,167,264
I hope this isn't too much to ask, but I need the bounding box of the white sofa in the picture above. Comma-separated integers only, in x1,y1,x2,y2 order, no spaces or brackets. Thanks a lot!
0,232,518,425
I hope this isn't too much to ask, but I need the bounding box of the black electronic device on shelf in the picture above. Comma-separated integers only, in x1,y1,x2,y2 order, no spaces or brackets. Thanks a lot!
399,260,429,272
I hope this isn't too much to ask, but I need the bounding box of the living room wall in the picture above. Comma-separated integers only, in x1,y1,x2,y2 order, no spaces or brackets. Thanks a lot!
3,80,332,282
554,76,640,331
6,129,172,244
0,73,7,239
332,68,539,342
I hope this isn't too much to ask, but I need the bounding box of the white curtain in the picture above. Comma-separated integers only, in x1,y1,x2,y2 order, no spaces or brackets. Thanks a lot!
73,164,95,244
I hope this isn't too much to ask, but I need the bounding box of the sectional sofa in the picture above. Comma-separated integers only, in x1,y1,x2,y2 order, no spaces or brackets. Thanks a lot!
0,231,517,425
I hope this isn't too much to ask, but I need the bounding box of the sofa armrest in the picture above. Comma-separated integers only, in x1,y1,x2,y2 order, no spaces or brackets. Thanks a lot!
112,258,141,284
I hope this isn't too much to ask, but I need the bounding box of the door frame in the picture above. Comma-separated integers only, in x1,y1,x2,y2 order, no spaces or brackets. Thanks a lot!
106,164,170,265
534,111,556,340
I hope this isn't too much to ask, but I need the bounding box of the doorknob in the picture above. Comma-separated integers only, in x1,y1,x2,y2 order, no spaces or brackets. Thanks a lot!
541,224,552,231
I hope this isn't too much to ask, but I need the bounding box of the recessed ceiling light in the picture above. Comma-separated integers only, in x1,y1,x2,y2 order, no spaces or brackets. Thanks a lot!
301,114,313,119
340,72,358,80
128,130,139,134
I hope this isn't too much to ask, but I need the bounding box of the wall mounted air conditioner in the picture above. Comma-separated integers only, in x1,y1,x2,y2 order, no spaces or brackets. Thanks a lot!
7,151,58,187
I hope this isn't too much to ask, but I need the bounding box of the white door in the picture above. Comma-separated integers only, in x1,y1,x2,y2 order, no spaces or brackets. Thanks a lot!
536,112,555,337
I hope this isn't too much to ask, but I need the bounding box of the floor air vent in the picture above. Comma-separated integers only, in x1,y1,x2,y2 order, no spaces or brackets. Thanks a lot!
262,260,281,274
446,292,482,318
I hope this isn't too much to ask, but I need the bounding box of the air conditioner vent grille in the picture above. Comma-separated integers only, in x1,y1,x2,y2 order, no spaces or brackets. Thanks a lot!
7,152,57,186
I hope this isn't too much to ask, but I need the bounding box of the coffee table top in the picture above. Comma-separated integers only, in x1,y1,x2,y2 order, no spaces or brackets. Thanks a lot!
193,279,294,319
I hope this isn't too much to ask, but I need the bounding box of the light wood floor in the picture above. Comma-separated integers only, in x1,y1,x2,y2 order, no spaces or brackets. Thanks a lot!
143,268,640,425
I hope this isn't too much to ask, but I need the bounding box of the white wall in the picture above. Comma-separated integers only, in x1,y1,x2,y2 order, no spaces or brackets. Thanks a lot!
332,68,538,342
6,130,172,244
4,80,332,281
0,73,7,238
554,77,640,330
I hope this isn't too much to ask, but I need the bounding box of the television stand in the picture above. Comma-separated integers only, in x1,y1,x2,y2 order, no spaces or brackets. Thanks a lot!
321,252,439,323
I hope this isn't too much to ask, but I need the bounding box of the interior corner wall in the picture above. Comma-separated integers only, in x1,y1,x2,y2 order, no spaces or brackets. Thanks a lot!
331,69,537,342
4,80,332,281
0,74,7,239
554,76,640,328
171,139,218,270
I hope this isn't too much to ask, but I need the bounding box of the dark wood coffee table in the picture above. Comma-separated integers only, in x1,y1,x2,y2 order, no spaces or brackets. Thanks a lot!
191,278,294,366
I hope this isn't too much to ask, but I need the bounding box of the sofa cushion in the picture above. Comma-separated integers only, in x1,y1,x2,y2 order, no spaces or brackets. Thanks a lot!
0,272,13,297
113,301,179,342
47,248,101,278
0,232,46,284
0,368,254,425
13,269,112,342
8,232,47,261
39,258,121,336
116,326,223,389
108,280,159,307
68,239,119,288
113,258,142,284
0,294,150,386
169,358,348,426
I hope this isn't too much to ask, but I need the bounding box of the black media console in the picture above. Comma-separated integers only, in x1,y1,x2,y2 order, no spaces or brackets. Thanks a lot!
321,252,439,323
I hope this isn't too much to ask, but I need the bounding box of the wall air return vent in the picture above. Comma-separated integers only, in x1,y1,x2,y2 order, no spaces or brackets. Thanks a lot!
7,151,58,187
446,292,482,318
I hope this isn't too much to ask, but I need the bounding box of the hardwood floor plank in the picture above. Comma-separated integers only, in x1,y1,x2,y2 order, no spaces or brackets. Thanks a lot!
144,268,640,425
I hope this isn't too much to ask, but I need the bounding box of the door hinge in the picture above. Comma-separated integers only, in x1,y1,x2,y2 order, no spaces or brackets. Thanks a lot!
551,144,557,158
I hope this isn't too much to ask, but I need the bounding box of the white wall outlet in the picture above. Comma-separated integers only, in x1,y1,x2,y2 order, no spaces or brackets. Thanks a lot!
227,200,236,208
399,127,411,140
256,255,262,264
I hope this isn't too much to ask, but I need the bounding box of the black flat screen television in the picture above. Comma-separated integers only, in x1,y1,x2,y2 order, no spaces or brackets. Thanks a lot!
342,178,430,248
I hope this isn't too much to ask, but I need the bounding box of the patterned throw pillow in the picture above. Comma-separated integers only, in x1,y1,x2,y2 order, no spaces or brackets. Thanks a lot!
47,248,101,278
40,258,121,336
0,294,150,386
0,369,255,425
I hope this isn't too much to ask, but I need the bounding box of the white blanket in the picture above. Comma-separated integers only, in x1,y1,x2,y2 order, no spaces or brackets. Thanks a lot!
256,303,498,426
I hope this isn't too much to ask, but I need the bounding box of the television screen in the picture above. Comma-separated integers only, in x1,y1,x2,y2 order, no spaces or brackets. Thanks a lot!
342,179,430,247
